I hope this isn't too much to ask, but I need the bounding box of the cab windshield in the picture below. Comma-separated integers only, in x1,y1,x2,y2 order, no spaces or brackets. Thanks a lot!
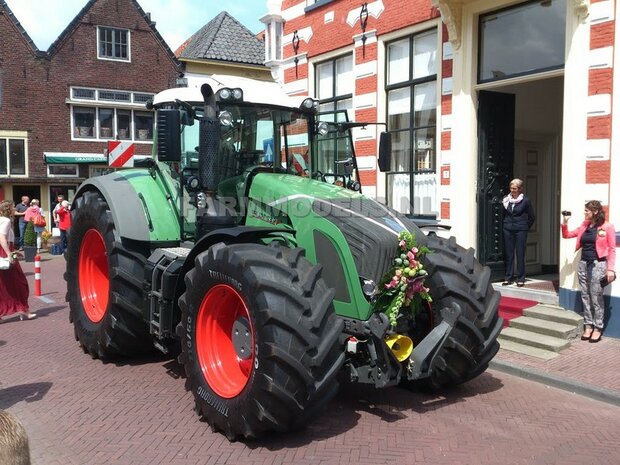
179,104,312,178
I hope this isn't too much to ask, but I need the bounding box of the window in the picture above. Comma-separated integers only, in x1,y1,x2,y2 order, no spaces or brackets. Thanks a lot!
98,27,129,61
385,30,438,217
316,55,353,114
135,111,154,140
47,165,78,177
70,87,154,142
0,137,26,176
479,0,566,82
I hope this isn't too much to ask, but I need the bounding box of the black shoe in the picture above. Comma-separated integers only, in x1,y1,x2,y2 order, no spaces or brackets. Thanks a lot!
502,281,513,286
517,282,525,287
589,330,602,343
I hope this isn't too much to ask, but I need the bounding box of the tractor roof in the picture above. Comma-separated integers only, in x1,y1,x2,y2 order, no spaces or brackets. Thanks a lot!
153,75,308,109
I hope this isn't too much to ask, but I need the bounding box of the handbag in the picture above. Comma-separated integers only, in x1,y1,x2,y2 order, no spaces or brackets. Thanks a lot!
52,227,61,237
34,213,46,228
0,257,10,270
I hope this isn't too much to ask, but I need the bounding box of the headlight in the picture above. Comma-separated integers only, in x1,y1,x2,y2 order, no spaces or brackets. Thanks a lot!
232,88,243,100
219,110,233,126
301,97,319,110
360,277,377,301
217,88,232,100
317,121,330,136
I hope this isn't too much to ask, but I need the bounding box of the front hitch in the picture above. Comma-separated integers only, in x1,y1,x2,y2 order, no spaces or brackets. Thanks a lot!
406,303,462,380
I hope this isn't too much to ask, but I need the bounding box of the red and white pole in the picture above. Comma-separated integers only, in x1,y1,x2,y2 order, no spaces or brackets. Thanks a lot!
34,254,42,296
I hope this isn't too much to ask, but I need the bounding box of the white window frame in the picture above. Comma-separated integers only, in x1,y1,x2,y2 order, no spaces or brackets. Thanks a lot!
97,26,131,62
47,164,79,178
0,131,28,178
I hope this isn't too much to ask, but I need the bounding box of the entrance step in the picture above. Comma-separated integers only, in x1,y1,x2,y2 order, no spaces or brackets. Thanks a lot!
496,339,559,360
524,304,584,328
509,316,580,339
498,327,571,352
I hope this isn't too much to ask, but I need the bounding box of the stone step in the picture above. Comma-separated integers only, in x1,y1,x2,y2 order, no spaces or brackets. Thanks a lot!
498,339,559,360
509,316,580,339
524,304,583,327
499,327,571,352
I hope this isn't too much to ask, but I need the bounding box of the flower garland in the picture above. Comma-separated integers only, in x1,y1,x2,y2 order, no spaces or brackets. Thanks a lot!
376,231,432,327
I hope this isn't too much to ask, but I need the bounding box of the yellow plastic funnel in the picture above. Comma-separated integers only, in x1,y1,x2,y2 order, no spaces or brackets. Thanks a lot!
384,334,413,362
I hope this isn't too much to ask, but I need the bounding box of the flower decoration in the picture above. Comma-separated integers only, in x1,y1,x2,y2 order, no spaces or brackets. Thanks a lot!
375,231,432,327
598,229,606,237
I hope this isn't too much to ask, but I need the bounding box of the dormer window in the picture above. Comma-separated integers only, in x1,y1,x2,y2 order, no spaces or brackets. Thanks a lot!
98,27,130,61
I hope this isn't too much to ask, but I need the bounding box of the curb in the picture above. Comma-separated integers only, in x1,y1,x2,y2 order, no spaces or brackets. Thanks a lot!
489,359,620,407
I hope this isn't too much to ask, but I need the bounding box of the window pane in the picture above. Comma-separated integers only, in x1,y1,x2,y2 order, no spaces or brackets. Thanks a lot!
9,139,25,175
413,30,437,79
74,107,95,138
99,108,114,139
336,98,352,113
390,130,410,172
388,88,410,129
316,62,333,100
479,0,566,81
414,127,435,172
319,102,334,114
335,55,353,96
413,81,436,127
48,165,78,177
117,110,131,139
135,111,153,140
387,173,411,214
0,140,6,175
388,38,409,85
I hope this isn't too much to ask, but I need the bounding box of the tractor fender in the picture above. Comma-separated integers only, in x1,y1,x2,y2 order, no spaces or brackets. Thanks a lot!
173,226,295,313
74,170,180,243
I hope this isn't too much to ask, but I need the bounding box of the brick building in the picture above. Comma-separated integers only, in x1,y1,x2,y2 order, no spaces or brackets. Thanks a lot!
0,0,180,218
261,0,620,336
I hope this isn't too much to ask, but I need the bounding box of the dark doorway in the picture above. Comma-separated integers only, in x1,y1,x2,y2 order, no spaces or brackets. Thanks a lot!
12,185,41,236
476,90,515,280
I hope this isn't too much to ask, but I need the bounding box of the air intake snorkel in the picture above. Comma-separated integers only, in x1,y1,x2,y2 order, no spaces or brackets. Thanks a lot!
198,83,221,194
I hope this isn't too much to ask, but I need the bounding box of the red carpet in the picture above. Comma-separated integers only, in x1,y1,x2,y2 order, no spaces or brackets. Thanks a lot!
498,296,539,327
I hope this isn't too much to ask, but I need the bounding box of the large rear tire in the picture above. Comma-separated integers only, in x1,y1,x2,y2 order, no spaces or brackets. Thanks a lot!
416,234,502,388
65,190,152,359
177,242,344,440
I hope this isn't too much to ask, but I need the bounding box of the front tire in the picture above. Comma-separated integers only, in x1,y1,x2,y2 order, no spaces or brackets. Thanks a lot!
177,243,344,440
65,190,152,359
418,235,502,388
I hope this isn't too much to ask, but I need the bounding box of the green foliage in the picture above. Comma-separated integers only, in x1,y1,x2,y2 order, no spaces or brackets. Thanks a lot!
24,220,37,247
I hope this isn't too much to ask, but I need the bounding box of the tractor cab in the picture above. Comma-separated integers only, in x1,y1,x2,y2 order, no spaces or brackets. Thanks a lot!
149,75,384,241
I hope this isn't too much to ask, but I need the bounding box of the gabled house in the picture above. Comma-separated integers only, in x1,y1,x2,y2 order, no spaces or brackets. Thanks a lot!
176,11,272,84
0,0,180,216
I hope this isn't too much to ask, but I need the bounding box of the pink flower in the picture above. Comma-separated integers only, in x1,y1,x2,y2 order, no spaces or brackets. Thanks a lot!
407,251,415,261
399,239,407,250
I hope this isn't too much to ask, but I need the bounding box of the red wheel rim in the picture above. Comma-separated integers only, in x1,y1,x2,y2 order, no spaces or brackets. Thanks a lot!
196,284,254,398
78,229,110,323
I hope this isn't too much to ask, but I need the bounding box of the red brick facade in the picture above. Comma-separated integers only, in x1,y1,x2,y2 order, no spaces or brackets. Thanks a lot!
0,0,179,201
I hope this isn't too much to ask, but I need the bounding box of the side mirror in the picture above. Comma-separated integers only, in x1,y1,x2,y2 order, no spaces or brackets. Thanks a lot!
378,131,392,172
156,109,181,162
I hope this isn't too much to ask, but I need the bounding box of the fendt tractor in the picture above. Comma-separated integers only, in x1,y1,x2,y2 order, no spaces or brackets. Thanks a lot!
65,75,502,440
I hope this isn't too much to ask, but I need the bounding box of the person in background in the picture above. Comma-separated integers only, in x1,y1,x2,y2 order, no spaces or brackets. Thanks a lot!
0,200,35,322
14,196,29,250
0,410,31,465
562,200,616,343
57,200,71,253
23,199,45,253
502,178,536,287
52,194,64,227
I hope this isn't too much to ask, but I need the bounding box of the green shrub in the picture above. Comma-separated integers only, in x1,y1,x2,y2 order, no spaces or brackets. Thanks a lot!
24,221,37,247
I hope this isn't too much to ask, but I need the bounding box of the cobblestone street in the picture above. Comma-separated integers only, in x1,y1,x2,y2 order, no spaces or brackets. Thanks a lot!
0,255,619,465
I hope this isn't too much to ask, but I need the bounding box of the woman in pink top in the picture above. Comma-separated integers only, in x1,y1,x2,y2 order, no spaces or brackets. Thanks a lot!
561,200,616,342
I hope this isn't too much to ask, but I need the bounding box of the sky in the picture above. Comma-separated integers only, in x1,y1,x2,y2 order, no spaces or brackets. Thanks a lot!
4,0,269,52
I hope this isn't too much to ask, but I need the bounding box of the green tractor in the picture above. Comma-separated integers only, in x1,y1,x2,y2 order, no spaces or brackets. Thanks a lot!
65,75,502,440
